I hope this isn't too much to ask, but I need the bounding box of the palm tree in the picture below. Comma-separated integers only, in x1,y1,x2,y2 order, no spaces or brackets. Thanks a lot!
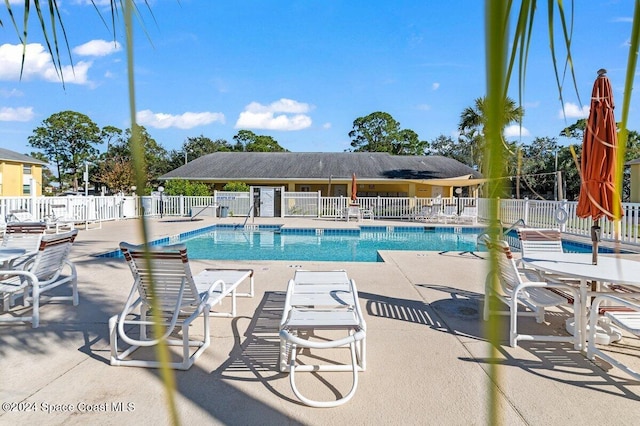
458,96,524,176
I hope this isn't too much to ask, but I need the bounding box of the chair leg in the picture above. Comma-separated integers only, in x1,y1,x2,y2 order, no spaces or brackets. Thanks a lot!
287,341,360,408
509,297,519,347
31,285,40,328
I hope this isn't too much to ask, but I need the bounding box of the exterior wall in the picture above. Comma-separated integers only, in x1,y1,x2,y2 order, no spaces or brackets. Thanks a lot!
178,178,467,199
0,161,43,196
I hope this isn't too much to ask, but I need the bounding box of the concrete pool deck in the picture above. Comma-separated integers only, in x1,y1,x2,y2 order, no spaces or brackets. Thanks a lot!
1,216,639,425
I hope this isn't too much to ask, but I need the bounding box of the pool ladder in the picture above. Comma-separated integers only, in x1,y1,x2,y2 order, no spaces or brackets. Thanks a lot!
476,218,526,246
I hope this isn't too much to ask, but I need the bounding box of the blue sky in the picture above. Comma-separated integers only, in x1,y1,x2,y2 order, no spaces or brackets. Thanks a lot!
0,1,638,157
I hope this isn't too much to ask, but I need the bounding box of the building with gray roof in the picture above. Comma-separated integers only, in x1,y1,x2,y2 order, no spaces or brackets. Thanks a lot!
160,152,484,198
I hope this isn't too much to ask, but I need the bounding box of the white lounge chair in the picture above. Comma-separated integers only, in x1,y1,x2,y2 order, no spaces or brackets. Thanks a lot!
7,209,36,222
279,270,366,407
0,229,78,328
413,206,433,222
458,205,478,224
483,240,580,348
109,242,254,369
438,205,459,223
47,204,77,233
587,293,640,380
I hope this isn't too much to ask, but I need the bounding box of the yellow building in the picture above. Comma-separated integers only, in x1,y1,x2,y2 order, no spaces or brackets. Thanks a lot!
627,158,640,202
0,147,47,196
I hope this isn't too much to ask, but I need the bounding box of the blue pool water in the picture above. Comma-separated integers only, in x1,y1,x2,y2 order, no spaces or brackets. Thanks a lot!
182,226,483,262
97,224,605,262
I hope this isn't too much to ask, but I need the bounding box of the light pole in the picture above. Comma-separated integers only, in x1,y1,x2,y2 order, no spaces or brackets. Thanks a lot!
158,185,165,218
544,148,560,201
552,149,559,201
455,187,462,215
83,161,94,196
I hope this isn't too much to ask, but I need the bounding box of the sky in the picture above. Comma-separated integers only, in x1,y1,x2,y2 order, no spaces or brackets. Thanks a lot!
0,0,638,157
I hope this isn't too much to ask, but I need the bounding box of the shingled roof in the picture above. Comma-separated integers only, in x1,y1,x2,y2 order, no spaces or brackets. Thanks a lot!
0,147,47,165
160,152,481,181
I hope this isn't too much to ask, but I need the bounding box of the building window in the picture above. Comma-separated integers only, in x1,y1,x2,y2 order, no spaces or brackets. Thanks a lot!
300,185,310,192
23,164,32,174
23,184,31,195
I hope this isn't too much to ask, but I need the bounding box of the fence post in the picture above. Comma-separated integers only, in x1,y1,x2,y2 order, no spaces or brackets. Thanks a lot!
317,190,322,218
523,197,529,225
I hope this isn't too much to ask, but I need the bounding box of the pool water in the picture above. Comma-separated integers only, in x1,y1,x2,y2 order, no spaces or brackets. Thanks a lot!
183,227,483,262
97,224,604,262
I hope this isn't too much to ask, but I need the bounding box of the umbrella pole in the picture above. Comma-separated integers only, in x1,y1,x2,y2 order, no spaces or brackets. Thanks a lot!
590,221,601,265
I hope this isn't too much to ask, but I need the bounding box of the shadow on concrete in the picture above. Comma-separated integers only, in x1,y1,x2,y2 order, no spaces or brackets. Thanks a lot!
361,286,640,401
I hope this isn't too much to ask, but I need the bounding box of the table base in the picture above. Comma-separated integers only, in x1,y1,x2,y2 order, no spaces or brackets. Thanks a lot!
565,318,623,346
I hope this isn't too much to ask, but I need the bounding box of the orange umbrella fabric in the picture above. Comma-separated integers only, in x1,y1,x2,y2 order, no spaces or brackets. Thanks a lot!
576,70,623,222
351,173,358,203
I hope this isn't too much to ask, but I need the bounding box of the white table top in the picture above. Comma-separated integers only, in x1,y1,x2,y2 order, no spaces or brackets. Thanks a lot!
521,253,640,286
0,248,27,263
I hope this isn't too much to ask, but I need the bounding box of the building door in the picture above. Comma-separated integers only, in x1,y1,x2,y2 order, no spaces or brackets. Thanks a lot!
333,184,347,197
259,187,275,217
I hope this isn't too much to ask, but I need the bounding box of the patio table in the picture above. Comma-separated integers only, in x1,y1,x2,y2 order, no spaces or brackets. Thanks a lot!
0,248,27,265
521,253,640,351
0,248,27,311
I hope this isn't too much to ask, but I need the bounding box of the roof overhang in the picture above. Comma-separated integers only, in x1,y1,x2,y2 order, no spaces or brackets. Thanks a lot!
409,174,488,187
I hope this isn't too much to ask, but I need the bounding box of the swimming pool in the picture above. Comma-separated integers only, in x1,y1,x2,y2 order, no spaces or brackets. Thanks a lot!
183,225,484,262
97,224,607,262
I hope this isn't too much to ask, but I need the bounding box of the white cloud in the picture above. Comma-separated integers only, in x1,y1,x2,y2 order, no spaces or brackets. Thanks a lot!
0,106,34,122
235,98,313,131
137,110,226,129
73,40,122,57
0,43,91,84
323,122,332,129
504,124,530,137
0,88,23,98
432,82,440,90
416,104,431,111
560,102,589,119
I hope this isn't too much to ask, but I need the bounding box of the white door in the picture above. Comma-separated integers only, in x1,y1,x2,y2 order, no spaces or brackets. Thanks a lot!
260,187,275,217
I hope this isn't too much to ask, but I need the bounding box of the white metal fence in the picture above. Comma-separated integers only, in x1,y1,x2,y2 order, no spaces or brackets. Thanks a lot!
2,192,640,247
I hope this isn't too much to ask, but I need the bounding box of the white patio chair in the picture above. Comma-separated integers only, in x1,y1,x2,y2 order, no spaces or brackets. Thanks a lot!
279,270,366,407
483,240,580,348
2,222,47,267
109,242,254,369
518,228,564,256
516,228,580,285
345,205,361,222
0,229,78,328
587,293,640,380
361,207,374,221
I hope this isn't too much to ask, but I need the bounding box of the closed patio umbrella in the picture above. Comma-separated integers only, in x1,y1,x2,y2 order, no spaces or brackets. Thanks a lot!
351,173,358,204
576,69,623,264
